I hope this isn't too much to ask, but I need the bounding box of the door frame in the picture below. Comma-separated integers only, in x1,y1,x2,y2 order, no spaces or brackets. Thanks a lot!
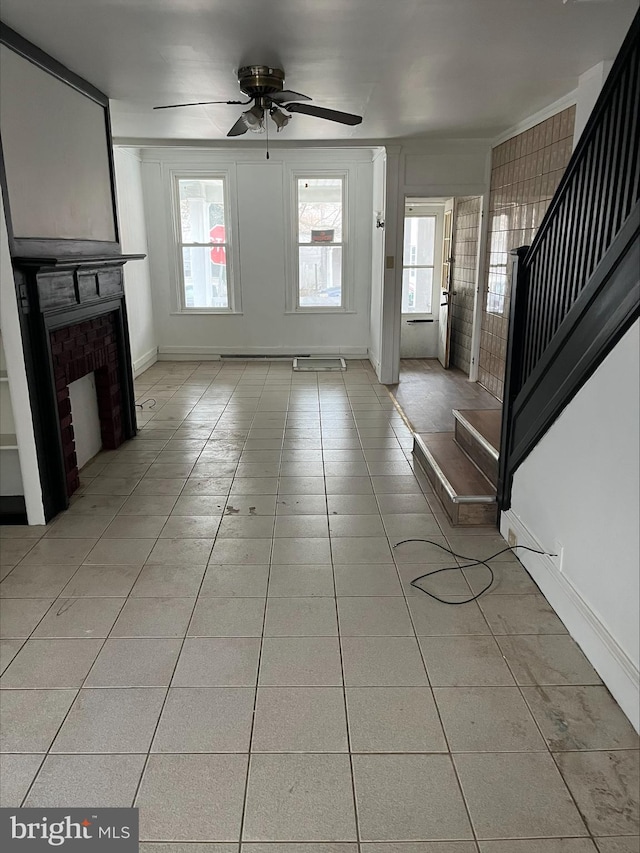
469,191,489,382
399,200,445,359
437,197,455,367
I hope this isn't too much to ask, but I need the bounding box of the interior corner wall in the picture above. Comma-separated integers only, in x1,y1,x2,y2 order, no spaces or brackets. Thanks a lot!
113,147,157,375
504,319,640,730
140,148,373,359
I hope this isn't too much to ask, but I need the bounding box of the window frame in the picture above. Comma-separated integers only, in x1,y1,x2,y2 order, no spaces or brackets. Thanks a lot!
401,204,445,318
170,170,242,314
287,170,353,314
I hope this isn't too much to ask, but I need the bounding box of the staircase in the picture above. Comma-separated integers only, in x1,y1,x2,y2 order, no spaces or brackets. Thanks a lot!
412,408,501,527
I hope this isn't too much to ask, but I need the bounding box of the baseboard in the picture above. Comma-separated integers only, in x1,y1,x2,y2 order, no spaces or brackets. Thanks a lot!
133,347,158,376
501,508,640,732
158,345,369,359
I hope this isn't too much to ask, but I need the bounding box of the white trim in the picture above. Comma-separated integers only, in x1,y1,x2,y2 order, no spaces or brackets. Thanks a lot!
158,345,368,358
491,89,578,148
0,187,45,524
132,347,158,377
470,178,491,382
501,508,640,733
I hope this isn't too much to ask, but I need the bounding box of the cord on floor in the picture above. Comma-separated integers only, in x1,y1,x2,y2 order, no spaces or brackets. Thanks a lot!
392,538,555,604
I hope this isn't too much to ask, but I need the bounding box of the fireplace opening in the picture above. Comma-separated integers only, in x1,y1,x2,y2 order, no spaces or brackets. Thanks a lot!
51,312,127,497
68,373,102,470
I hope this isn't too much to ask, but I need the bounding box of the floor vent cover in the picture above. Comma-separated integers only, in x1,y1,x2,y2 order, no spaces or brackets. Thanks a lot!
293,357,347,371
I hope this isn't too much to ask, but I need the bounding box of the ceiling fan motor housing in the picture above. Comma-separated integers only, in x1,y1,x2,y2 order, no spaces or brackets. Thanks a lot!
237,66,285,98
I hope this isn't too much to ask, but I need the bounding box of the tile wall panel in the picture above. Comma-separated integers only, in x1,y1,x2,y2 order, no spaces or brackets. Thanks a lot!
478,105,576,400
450,196,482,374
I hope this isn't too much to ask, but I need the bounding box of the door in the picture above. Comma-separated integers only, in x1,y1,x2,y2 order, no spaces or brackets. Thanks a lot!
399,201,444,358
437,197,454,368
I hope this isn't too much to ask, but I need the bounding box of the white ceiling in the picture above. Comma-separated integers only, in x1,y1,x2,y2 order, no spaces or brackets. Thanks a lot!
1,0,636,143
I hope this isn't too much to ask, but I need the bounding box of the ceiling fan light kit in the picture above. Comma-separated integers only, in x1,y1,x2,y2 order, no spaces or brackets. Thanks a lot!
242,103,266,132
154,64,362,140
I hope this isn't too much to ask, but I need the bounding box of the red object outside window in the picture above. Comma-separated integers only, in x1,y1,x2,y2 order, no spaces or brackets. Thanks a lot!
209,225,226,265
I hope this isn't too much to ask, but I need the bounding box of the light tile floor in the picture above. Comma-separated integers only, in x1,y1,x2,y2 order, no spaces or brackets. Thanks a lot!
1,359,638,852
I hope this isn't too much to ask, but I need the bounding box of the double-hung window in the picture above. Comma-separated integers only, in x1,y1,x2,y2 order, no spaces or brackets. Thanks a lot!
175,175,235,311
294,175,345,309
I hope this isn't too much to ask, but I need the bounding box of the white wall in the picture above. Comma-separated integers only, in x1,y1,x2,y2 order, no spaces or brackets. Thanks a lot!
113,148,158,374
0,189,45,523
140,147,374,358
0,45,115,242
504,320,640,730
573,61,613,148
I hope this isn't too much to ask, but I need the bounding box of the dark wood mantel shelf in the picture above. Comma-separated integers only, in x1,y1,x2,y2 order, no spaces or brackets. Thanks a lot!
12,253,146,269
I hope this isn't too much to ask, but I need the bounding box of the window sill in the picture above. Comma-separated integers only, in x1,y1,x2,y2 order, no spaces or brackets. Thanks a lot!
285,308,357,315
171,310,244,316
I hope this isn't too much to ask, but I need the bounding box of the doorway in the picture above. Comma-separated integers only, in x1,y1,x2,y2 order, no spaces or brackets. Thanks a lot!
399,200,445,359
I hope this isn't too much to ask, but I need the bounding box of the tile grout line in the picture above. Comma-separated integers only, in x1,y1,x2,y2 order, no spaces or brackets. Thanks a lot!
236,365,281,849
324,390,363,852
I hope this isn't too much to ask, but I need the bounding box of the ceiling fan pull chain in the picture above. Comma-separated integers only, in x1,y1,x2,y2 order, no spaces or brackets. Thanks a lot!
265,111,270,160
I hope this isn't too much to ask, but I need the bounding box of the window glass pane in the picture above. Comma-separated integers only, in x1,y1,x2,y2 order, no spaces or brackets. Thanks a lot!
298,178,342,242
179,179,225,243
298,245,342,307
403,216,435,265
401,268,433,313
182,246,228,309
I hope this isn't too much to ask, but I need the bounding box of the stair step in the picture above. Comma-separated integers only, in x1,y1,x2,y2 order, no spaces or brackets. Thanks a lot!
413,432,497,527
453,408,502,487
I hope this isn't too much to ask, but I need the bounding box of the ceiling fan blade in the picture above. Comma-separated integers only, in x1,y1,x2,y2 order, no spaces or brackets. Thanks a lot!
270,89,312,103
227,115,249,137
286,102,362,126
153,100,249,110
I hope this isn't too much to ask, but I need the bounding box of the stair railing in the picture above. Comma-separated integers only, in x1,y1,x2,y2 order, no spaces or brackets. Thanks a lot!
498,10,640,509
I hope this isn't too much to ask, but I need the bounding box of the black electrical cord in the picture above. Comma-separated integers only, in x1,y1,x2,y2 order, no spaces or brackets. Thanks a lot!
392,538,554,605
135,398,157,410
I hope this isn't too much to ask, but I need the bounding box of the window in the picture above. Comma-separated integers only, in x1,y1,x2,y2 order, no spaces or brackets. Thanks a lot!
486,215,509,315
295,176,345,308
176,176,233,311
401,214,437,314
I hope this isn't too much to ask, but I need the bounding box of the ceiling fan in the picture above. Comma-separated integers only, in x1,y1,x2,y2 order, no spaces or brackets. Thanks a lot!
154,65,363,137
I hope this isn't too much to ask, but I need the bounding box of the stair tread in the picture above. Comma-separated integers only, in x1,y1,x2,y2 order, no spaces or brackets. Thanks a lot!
454,408,502,455
414,433,496,499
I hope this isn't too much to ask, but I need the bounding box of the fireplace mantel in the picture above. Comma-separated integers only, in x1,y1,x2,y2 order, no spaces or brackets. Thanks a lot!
12,251,143,521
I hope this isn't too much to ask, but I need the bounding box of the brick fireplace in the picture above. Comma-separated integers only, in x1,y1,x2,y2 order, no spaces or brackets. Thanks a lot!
51,313,126,497
11,253,140,520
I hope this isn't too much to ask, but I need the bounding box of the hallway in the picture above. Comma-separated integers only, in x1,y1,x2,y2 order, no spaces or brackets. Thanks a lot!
0,359,638,848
